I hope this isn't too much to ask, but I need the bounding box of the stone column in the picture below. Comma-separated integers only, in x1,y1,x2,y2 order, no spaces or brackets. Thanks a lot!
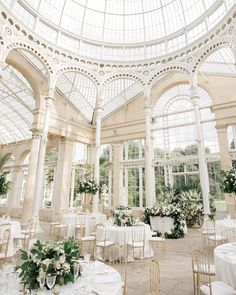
32,96,54,217
113,143,123,208
145,103,155,208
53,138,74,218
216,126,231,170
93,103,102,213
21,131,41,222
6,166,20,215
232,124,236,148
190,86,210,215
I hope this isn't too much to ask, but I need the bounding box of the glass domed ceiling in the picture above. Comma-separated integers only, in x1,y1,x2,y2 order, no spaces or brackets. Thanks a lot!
1,0,234,61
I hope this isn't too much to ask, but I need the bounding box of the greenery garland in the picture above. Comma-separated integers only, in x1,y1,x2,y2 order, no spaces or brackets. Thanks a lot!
144,205,185,239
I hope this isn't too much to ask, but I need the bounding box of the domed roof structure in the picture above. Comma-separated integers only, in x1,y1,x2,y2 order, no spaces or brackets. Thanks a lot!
1,0,234,61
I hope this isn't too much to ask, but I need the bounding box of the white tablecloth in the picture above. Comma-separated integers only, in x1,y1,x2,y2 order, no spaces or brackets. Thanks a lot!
150,216,187,235
215,219,236,234
96,223,152,260
214,243,236,289
9,261,122,295
62,213,107,238
2,220,21,257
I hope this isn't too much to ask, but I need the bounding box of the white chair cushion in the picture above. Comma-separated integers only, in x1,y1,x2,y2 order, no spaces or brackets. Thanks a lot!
200,281,236,295
127,241,144,248
150,237,165,242
81,236,95,241
208,234,224,241
193,264,215,275
53,224,68,228
96,241,114,247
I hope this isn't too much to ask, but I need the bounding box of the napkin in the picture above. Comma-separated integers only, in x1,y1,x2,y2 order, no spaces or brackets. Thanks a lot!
93,273,120,285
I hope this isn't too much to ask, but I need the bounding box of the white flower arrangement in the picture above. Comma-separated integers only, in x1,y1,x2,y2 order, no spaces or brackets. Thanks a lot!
16,238,81,290
113,206,134,226
75,177,99,195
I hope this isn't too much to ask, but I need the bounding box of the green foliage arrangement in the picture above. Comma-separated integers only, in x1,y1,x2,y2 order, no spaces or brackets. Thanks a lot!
16,238,80,290
221,169,236,194
0,171,11,196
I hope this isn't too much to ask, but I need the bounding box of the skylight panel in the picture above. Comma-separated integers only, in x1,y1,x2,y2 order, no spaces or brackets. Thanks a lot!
188,21,207,44
12,2,35,30
36,21,57,43
82,10,104,41
38,0,65,25
208,4,226,29
58,34,80,54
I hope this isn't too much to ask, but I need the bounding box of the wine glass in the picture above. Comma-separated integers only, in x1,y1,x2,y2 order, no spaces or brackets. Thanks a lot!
38,275,45,290
73,261,80,283
46,274,56,294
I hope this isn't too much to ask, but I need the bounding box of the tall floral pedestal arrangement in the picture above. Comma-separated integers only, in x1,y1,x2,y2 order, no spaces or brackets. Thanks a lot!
74,178,99,213
221,169,236,218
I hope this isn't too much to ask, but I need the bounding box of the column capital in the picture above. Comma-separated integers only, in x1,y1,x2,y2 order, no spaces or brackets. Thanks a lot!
31,129,42,139
215,125,228,133
191,95,200,106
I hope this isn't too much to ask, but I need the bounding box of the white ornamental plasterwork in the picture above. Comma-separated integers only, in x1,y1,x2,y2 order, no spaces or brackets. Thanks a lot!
0,4,235,89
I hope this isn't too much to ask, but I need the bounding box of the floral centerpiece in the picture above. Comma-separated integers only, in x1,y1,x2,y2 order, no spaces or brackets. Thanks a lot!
16,238,80,290
144,204,185,239
221,169,236,194
113,206,134,226
75,177,99,195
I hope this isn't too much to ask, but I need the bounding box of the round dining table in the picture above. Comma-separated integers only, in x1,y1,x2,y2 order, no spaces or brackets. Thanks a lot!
214,243,236,290
62,212,107,238
96,223,152,261
7,261,122,295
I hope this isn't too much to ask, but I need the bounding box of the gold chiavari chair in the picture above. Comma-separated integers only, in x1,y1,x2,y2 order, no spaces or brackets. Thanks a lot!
195,249,236,295
191,248,215,295
149,217,166,257
0,223,11,263
75,215,86,239
150,258,160,295
14,217,38,251
224,227,236,243
95,223,114,262
127,223,145,261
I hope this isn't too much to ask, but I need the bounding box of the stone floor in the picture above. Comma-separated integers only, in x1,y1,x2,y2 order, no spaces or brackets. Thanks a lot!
7,222,204,295
113,228,199,295
38,222,199,295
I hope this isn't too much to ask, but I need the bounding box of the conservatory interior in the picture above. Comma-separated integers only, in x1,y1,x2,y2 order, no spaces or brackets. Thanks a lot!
0,0,236,294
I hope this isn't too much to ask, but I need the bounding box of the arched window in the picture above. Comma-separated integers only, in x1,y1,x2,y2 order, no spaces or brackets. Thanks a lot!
153,84,221,198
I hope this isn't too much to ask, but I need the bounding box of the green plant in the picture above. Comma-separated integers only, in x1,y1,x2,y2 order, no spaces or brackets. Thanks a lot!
0,171,11,196
143,205,185,239
221,169,236,194
16,238,81,290
113,206,134,226
74,178,99,195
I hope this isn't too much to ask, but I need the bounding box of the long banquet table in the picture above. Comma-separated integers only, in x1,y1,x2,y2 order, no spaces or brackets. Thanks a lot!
214,243,236,290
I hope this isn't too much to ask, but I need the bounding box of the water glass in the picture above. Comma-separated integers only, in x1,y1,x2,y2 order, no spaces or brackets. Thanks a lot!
73,262,80,283
46,274,56,294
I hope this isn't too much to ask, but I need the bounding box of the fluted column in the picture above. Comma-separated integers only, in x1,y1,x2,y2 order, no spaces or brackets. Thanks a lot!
216,126,231,170
93,101,102,213
53,138,74,218
113,143,123,208
22,131,41,222
32,96,54,216
190,86,210,215
144,90,155,207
